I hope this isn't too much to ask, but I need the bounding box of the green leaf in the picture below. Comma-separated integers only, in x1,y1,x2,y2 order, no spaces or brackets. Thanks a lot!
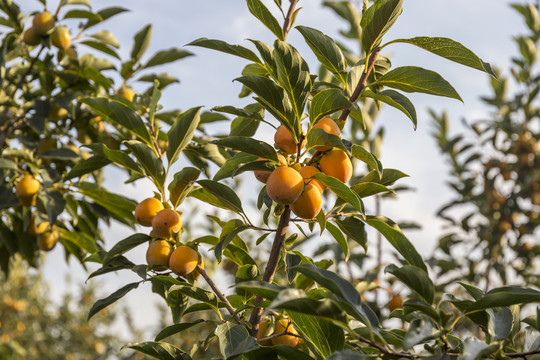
215,222,250,263
63,9,101,20
235,281,283,300
351,144,382,177
102,233,152,266
0,158,18,170
309,88,351,124
196,180,243,214
306,128,347,152
246,0,284,40
326,222,349,261
187,38,261,64
36,190,65,225
360,0,403,52
215,322,259,359
83,7,128,30
362,89,417,129
123,341,191,360
467,287,540,311
80,41,120,59
461,338,500,360
90,144,145,176
154,320,206,342
213,136,278,162
63,155,111,181
78,182,137,226
273,40,311,126
487,307,513,341
169,283,219,307
124,141,166,191
366,215,426,271
403,300,440,321
386,264,434,304
235,75,295,130
358,168,408,186
131,24,152,62
402,317,437,350
90,30,119,48
144,48,193,68
326,350,370,360
169,167,201,208
81,98,152,145
288,311,345,358
167,107,202,167
296,26,347,84
57,227,97,253
88,282,140,320
313,173,364,214
214,153,258,182
385,37,496,78
371,66,462,102
335,217,367,250
350,182,394,198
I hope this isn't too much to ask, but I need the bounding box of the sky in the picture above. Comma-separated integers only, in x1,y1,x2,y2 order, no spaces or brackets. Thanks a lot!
22,0,528,342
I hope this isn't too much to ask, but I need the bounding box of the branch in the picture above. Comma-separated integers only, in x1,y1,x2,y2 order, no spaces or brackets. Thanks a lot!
248,206,291,336
196,265,241,323
338,47,381,123
257,331,302,344
282,0,299,40
355,335,418,359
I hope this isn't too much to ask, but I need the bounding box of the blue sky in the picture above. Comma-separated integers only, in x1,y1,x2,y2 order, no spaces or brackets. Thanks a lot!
25,0,527,340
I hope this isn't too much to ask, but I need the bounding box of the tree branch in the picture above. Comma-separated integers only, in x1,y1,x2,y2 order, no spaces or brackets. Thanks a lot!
282,0,299,40
248,206,291,336
196,265,241,323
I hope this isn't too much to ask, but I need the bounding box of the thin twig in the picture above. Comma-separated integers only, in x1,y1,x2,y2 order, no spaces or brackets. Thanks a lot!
338,47,381,123
196,265,241,323
282,0,299,40
257,330,302,344
248,206,291,336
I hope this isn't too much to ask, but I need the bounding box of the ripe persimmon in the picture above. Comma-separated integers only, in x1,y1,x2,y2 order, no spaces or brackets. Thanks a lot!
274,125,305,154
271,319,299,347
32,11,55,35
254,153,286,183
22,27,40,46
146,240,173,267
320,149,353,183
151,208,182,238
291,184,322,219
312,117,341,151
15,174,40,206
256,319,273,346
266,166,304,204
299,165,325,193
169,245,198,276
387,294,403,312
28,214,49,235
51,26,71,50
118,86,135,102
135,198,164,227
37,230,58,251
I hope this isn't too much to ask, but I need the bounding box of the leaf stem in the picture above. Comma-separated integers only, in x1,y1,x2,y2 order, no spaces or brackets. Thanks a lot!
196,265,241,323
282,0,299,40
248,206,291,336
339,47,381,123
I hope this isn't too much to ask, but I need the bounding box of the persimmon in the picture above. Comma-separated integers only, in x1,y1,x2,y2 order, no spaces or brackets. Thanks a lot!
320,149,353,183
256,319,273,346
135,197,164,227
118,86,135,102
169,245,198,276
291,184,322,219
51,26,71,50
146,240,173,267
254,153,286,183
299,165,325,193
37,230,58,251
151,208,182,238
28,214,49,235
15,174,40,206
274,125,305,154
312,117,341,151
271,319,299,347
387,294,403,312
266,166,304,204
22,27,40,46
32,11,55,35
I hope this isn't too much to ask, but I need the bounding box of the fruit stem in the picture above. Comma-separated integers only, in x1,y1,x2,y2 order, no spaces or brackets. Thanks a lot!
196,264,241,323
248,206,291,336
338,47,381,123
282,0,299,41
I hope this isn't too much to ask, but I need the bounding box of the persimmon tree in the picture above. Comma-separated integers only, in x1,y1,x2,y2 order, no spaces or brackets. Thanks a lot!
2,0,540,359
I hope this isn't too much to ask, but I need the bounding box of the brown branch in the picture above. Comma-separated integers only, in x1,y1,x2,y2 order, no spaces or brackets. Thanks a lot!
282,0,299,40
196,265,241,323
505,349,540,358
338,47,381,123
356,335,418,359
248,206,291,336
